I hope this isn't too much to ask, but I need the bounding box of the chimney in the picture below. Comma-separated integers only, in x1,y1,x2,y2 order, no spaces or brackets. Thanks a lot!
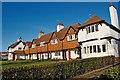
38,31,44,38
109,2,119,29
57,22,64,32
18,37,22,42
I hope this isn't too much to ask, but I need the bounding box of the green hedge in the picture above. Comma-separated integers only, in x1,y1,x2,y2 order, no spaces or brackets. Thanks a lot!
96,63,120,80
2,56,115,80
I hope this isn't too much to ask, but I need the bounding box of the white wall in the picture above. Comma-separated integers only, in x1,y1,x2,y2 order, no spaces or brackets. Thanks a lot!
81,39,114,59
8,42,25,60
32,54,37,60
66,50,79,60
51,51,63,60
78,23,111,42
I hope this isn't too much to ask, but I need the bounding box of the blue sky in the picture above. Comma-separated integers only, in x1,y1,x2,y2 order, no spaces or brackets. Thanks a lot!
2,2,119,52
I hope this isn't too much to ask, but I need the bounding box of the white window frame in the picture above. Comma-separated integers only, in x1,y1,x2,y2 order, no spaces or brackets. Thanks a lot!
32,44,36,48
67,34,76,41
55,51,61,56
87,24,99,34
52,39,58,44
25,46,28,50
18,47,22,50
40,42,45,46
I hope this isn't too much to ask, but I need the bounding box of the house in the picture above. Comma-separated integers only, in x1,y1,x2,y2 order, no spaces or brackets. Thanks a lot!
48,23,80,60
8,3,120,62
8,37,26,60
77,3,120,62
24,23,80,60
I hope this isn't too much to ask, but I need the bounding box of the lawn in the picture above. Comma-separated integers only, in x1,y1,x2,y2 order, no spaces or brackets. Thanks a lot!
1,60,59,70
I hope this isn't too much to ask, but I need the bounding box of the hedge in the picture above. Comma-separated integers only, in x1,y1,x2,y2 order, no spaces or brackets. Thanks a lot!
2,56,115,80
95,63,120,80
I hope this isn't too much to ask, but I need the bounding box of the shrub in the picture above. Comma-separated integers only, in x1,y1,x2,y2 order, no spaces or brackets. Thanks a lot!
97,63,120,80
2,56,115,80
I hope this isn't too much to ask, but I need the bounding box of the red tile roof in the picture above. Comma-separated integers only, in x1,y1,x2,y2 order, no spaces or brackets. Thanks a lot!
25,42,32,48
81,15,104,27
31,32,54,46
8,41,25,49
72,23,81,30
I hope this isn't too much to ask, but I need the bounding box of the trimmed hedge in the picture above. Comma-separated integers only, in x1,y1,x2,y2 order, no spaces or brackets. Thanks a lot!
2,56,115,80
96,63,120,80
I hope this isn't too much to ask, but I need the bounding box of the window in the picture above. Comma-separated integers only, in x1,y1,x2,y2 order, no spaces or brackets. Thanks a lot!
33,54,37,57
87,46,89,53
90,46,92,53
52,39,58,44
86,27,88,34
87,24,99,33
32,44,36,48
18,47,22,50
25,46,28,50
45,53,48,57
102,44,106,52
97,45,101,53
91,25,94,32
93,45,96,53
95,24,99,31
84,47,86,53
55,52,60,56
68,34,76,41
88,26,91,33
40,42,45,46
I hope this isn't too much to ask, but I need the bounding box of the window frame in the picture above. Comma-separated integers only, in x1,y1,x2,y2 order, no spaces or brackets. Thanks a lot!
18,47,22,50
102,44,106,52
32,44,36,48
52,39,58,44
40,42,45,46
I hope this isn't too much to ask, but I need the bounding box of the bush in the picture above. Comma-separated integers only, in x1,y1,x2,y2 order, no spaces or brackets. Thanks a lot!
2,56,115,80
96,63,120,80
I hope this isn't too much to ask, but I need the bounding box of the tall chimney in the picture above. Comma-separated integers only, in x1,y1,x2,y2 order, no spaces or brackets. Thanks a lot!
109,2,119,29
57,22,64,32
18,37,22,42
38,31,44,38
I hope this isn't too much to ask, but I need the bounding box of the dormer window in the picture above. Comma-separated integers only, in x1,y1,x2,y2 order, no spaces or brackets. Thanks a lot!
67,34,76,41
25,46,28,50
40,42,45,46
52,39,58,44
18,47,22,50
32,44,36,48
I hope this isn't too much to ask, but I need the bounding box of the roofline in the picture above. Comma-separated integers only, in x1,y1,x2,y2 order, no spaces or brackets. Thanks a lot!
103,21,120,33
60,26,76,40
76,20,120,34
78,20,105,29
8,41,24,50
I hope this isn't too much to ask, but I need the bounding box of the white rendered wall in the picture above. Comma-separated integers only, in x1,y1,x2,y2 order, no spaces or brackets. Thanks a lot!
8,42,25,60
32,54,37,60
81,39,114,59
78,23,111,42
51,51,63,60
66,50,79,60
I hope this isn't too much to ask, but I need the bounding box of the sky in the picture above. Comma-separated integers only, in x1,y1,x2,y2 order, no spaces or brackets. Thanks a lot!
2,2,119,52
